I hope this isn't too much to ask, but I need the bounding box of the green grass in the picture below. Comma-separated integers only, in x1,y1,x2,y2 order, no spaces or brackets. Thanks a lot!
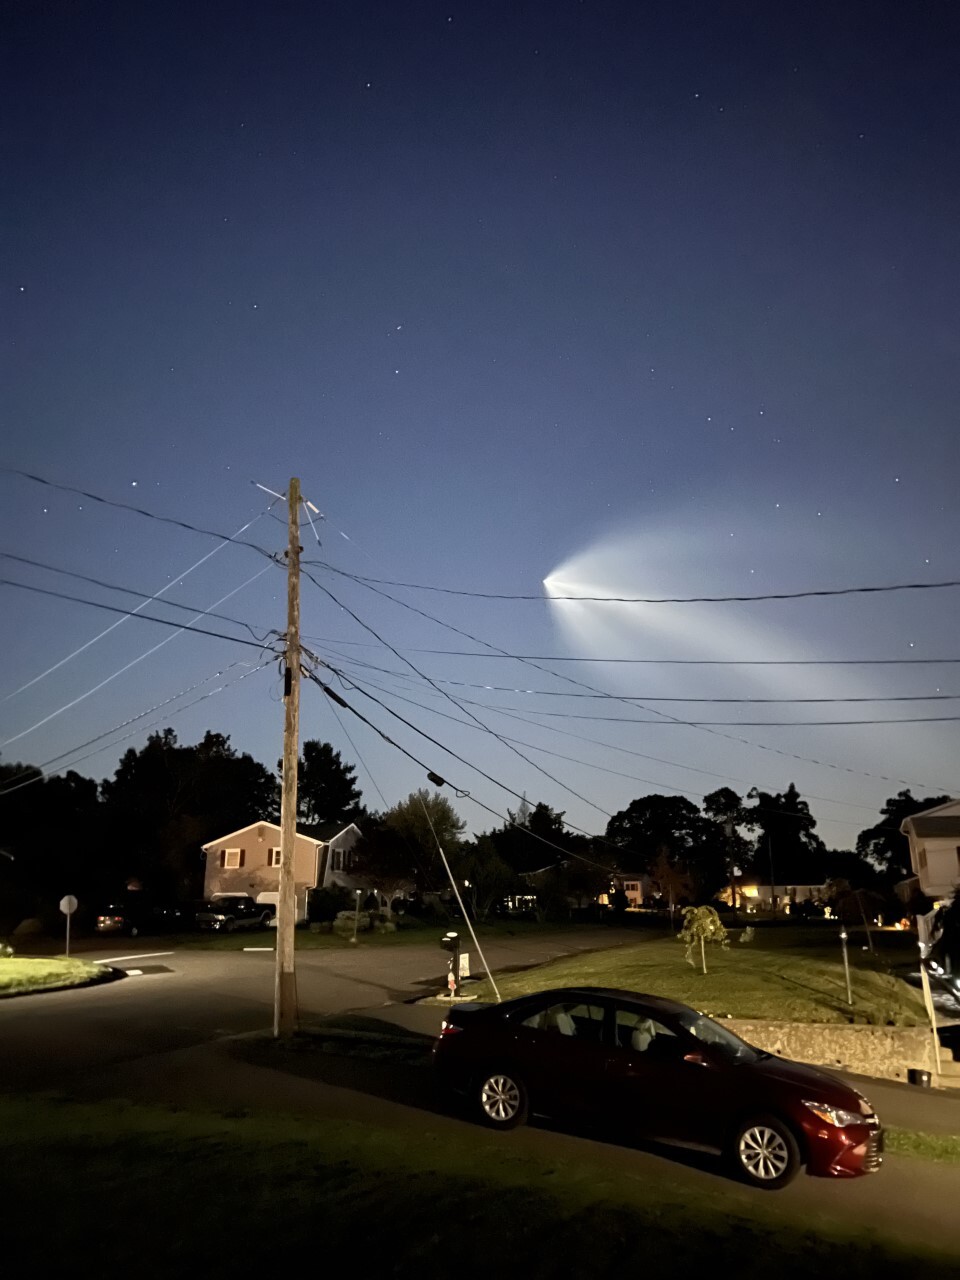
886,1127,960,1165
469,931,928,1024
0,956,104,995
0,1091,952,1277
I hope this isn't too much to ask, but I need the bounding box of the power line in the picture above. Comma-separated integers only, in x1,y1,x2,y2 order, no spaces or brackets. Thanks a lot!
300,635,960,667
3,469,278,561
0,579,277,653
0,568,276,749
321,659,889,820
0,660,274,797
0,551,276,642
305,563,951,793
305,558,960,605
304,651,960,705
300,569,613,818
303,668,621,874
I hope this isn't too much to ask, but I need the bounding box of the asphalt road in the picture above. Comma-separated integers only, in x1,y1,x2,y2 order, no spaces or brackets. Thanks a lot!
3,933,960,1258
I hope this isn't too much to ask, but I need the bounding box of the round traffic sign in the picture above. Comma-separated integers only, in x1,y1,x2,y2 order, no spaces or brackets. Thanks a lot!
59,895,78,916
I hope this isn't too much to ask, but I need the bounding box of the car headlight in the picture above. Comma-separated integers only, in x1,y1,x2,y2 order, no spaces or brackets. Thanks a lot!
802,1100,867,1127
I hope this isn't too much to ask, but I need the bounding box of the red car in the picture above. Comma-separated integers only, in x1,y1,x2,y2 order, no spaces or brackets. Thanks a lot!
434,986,883,1189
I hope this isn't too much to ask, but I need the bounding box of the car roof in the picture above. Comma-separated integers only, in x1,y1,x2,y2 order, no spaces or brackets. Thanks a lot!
503,986,696,1017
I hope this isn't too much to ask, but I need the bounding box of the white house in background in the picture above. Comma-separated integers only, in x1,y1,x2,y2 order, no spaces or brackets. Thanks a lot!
201,821,362,920
900,800,960,901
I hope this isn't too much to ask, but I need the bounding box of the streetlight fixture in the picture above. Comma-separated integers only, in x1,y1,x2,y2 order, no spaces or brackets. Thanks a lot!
350,888,363,944
839,928,853,1005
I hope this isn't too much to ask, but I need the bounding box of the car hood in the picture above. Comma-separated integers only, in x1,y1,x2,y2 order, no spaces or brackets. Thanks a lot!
747,1053,866,1108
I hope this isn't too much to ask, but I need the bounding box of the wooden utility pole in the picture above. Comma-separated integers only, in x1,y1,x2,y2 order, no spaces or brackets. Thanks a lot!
274,476,301,1039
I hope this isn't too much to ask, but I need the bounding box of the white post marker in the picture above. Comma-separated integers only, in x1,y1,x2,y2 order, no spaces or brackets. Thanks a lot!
60,895,78,957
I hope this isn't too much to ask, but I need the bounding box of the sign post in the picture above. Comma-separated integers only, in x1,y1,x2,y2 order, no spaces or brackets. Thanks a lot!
59,895,78,957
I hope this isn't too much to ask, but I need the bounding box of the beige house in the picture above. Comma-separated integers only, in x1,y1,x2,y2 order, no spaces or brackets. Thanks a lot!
202,821,362,920
900,800,960,901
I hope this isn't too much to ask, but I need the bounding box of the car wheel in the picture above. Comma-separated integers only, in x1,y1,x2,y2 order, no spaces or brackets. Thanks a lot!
223,918,236,933
129,925,139,938
730,1115,801,1190
260,912,272,928
475,1069,529,1130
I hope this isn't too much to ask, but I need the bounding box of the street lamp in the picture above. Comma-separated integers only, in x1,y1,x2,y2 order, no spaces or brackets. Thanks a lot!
839,928,853,1005
350,888,363,944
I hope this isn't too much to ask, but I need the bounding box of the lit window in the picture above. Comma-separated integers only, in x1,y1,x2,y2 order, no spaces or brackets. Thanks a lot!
268,848,281,868
223,849,241,869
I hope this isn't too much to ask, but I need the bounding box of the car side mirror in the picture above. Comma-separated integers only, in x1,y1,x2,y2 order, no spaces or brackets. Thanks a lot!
682,1051,710,1068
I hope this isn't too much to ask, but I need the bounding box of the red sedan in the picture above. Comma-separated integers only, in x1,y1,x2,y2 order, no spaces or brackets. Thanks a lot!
434,986,883,1190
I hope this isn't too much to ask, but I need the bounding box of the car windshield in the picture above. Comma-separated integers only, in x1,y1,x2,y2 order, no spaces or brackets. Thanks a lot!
676,1012,759,1064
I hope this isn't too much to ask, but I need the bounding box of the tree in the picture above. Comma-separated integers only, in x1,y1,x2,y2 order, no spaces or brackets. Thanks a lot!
485,802,576,876
702,787,756,909
678,905,729,974
453,837,518,921
606,794,725,901
746,784,826,888
287,740,363,830
383,789,466,886
856,790,953,884
102,729,278,896
355,819,417,912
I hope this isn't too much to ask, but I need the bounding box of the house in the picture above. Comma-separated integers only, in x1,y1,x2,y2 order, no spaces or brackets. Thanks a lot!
900,799,960,902
612,872,649,909
201,821,362,920
716,880,826,912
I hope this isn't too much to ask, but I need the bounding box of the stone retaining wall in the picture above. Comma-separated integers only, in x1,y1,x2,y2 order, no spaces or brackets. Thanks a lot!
726,1019,935,1083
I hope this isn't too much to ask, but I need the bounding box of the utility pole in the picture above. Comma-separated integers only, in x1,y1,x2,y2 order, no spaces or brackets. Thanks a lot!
274,476,301,1039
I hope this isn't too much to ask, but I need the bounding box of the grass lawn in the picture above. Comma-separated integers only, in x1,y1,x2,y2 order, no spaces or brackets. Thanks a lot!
886,1127,960,1165
0,956,104,995
0,1092,951,1278
469,930,928,1024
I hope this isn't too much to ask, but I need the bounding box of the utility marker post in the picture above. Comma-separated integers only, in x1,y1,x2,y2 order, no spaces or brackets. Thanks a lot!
274,476,302,1039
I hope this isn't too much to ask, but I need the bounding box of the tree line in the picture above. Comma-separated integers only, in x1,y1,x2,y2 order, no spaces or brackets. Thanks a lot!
0,727,947,931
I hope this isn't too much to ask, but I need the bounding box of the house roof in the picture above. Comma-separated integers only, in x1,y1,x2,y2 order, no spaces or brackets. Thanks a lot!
900,798,960,838
201,820,326,851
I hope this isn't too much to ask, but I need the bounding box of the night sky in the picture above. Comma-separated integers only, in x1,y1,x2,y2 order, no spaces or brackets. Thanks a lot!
3,0,959,851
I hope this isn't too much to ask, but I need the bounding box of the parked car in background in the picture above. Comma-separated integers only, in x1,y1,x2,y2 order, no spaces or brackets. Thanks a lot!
95,899,188,937
434,986,883,1190
195,895,275,932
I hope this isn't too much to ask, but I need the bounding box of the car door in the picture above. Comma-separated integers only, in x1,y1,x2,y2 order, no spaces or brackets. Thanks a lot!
509,997,609,1118
604,1005,725,1146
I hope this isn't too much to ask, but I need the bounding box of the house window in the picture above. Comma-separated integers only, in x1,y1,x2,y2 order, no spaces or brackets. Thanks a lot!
222,848,242,869
268,848,282,868
918,848,927,871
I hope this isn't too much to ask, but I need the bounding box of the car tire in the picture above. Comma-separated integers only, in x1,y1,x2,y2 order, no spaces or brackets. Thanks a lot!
223,918,236,933
129,925,139,938
260,912,272,928
475,1068,529,1130
730,1114,801,1190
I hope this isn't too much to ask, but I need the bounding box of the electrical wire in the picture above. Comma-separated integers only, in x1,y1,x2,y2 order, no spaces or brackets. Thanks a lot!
0,660,275,797
0,567,275,750
300,635,960,667
3,469,278,560
305,564,954,792
303,668,630,875
0,551,276,642
0,579,278,654
300,568,612,818
304,558,960,605
321,660,887,825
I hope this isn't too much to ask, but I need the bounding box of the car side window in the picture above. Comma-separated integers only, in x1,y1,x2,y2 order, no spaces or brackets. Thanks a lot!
520,1000,605,1042
614,1008,677,1054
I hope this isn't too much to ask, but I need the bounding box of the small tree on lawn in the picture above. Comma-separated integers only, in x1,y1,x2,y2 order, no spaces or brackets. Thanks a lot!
678,905,729,974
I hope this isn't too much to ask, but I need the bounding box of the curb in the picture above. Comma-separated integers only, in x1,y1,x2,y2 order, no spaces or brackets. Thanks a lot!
0,964,128,1001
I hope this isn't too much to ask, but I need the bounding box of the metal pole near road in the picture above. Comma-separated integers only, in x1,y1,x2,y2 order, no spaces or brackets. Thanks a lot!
839,927,853,1005
274,477,302,1040
351,888,363,944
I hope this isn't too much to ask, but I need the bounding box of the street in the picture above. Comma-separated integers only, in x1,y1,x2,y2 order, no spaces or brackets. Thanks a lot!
3,931,960,1260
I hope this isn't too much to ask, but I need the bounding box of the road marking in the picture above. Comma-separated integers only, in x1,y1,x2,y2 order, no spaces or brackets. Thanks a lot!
95,951,175,965
243,946,274,952
126,969,143,976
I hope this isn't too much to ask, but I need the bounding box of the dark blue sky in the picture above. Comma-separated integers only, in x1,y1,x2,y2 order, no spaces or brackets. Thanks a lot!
3,0,959,849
